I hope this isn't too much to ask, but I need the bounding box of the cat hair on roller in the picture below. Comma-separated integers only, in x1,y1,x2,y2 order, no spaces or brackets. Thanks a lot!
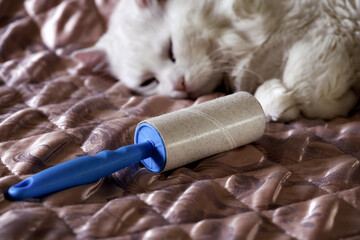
8,92,265,200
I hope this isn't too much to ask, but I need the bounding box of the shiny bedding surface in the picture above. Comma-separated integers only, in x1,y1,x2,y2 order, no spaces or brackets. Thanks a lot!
1,1,360,239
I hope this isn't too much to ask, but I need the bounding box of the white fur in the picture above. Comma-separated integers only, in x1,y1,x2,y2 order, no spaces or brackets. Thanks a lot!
81,0,360,121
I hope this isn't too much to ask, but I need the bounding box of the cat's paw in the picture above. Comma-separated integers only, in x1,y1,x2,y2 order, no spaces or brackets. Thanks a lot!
254,79,300,122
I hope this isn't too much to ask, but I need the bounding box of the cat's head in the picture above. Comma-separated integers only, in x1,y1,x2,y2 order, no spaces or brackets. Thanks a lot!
74,0,224,98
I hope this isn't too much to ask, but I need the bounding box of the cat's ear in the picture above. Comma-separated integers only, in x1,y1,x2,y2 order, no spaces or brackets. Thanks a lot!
135,0,166,8
72,47,109,72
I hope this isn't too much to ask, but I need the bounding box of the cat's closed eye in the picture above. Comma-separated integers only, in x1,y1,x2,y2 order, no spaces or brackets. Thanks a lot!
168,39,176,63
140,77,159,88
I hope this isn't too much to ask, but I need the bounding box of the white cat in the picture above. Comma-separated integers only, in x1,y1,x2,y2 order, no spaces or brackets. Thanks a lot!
74,0,360,121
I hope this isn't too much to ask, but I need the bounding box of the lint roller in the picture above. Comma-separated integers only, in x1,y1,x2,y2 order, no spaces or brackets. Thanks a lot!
8,92,265,200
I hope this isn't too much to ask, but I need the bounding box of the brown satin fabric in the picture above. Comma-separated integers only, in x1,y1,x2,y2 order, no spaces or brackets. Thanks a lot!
0,1,359,239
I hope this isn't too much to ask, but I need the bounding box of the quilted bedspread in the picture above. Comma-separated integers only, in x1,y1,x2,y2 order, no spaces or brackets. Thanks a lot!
0,1,360,239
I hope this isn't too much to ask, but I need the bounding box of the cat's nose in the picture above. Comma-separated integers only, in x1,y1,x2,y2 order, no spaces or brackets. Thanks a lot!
174,76,186,92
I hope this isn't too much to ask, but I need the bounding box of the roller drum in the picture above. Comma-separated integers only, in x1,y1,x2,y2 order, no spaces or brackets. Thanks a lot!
135,92,266,172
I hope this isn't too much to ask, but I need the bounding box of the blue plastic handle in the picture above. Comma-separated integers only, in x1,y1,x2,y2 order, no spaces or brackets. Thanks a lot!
8,141,154,200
